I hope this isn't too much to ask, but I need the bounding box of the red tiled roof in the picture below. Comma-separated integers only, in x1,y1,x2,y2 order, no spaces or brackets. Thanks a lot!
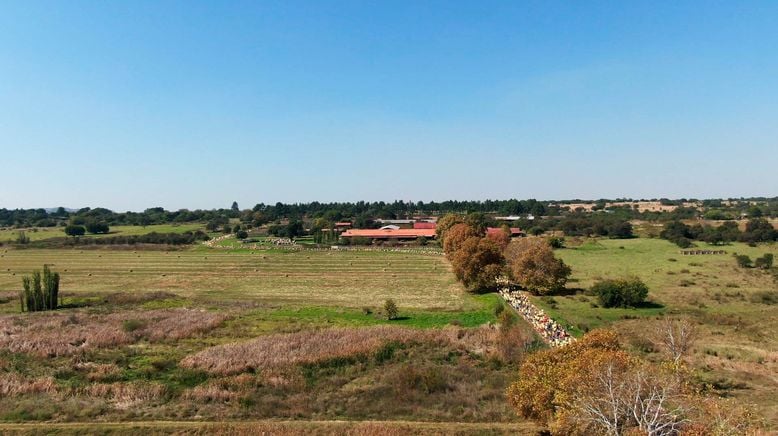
340,229,436,239
413,222,437,229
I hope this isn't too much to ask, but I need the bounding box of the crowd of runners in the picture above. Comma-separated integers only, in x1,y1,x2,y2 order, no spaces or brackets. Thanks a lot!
499,287,574,347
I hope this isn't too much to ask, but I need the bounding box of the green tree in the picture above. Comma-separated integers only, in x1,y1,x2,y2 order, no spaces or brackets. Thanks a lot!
85,221,110,234
64,225,85,238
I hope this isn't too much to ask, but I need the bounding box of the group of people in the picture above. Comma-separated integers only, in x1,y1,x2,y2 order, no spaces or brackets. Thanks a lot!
499,288,574,347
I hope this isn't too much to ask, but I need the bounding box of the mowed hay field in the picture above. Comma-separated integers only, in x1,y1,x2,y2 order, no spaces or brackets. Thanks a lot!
536,237,778,425
0,248,466,310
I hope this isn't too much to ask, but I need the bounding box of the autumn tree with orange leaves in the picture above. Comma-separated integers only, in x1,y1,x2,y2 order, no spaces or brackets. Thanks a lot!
506,329,762,435
443,223,482,257
504,237,571,295
450,236,504,292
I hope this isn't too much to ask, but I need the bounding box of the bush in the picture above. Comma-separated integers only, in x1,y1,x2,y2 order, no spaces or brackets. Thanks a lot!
122,319,147,333
64,225,85,237
754,253,773,270
235,230,248,239
20,265,60,312
15,231,30,244
548,236,565,248
384,299,398,320
734,254,753,268
592,277,649,308
750,290,778,305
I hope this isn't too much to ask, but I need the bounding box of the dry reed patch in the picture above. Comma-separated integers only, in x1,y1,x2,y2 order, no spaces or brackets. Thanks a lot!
0,309,227,357
182,325,510,376
181,326,441,375
73,362,122,382
81,382,166,409
182,374,259,403
0,373,57,397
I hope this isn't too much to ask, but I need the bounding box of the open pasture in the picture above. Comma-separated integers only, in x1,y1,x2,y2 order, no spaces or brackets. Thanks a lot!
0,248,466,310
536,237,778,425
0,224,205,243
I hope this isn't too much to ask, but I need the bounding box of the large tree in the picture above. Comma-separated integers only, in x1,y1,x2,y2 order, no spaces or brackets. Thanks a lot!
443,223,481,257
505,237,571,295
64,225,86,238
450,236,504,292
435,213,463,243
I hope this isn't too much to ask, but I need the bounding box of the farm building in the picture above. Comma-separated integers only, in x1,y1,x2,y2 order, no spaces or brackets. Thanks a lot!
413,222,437,230
340,228,436,240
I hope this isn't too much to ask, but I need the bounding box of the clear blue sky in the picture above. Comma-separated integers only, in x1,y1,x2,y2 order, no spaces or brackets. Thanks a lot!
1,1,776,211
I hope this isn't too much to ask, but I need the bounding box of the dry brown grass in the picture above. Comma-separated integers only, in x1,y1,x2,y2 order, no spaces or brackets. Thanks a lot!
181,326,436,375
0,309,227,357
73,362,122,382
182,325,511,376
182,374,259,403
81,382,167,409
0,373,57,397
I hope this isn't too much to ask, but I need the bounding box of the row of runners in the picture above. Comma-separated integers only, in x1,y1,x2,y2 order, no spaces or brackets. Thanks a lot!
499,287,575,347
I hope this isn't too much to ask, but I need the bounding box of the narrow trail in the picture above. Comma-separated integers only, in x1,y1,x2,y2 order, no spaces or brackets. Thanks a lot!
499,287,575,347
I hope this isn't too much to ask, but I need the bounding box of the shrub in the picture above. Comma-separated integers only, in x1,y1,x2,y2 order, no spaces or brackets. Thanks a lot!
734,254,753,268
754,253,773,270
591,277,649,308
750,290,778,305
122,319,147,333
236,230,248,239
384,299,398,320
15,231,30,244
548,236,565,248
20,265,60,312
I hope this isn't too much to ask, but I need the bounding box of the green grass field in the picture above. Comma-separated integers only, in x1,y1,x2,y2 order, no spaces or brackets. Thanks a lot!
0,224,205,242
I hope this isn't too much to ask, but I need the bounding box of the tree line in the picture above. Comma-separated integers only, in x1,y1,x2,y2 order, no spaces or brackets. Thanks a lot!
660,218,778,247
3,197,776,229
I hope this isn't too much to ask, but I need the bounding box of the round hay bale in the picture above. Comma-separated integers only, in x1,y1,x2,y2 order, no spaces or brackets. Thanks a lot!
88,273,92,277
